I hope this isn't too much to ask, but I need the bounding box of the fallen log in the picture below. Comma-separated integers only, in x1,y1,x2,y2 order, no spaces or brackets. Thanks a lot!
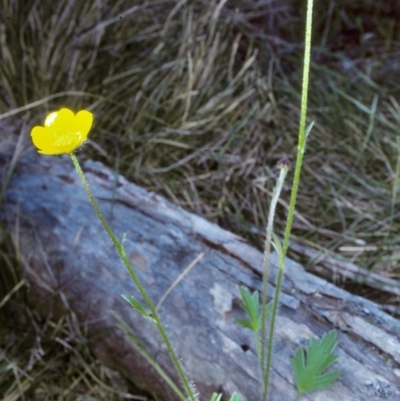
1,141,400,401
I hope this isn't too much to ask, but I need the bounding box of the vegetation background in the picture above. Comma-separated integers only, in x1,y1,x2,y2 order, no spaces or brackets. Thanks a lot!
1,0,400,399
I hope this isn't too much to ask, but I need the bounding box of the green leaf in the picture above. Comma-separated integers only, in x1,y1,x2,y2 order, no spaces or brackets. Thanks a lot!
120,232,127,244
235,317,254,330
209,393,223,401
210,393,243,401
236,286,261,331
271,232,283,258
229,393,243,401
305,120,315,140
264,300,273,319
122,295,155,322
291,330,341,395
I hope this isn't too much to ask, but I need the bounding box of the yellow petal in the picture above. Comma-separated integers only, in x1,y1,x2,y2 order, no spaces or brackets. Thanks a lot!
75,110,93,138
32,123,69,155
38,146,65,155
45,108,77,133
44,111,58,127
31,126,50,151
32,108,93,155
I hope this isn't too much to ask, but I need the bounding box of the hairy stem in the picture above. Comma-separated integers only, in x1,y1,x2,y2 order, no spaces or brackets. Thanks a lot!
262,0,314,399
71,154,197,401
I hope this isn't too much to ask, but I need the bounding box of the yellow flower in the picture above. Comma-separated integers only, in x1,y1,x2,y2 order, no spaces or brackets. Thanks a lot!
31,108,93,155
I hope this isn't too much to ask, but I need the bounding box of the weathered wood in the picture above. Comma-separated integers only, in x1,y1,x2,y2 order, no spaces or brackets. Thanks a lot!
289,241,400,298
1,143,400,401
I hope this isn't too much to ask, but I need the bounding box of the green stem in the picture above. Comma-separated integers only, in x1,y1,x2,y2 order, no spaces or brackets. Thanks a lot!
116,315,187,401
262,0,314,399
259,162,288,388
71,154,196,401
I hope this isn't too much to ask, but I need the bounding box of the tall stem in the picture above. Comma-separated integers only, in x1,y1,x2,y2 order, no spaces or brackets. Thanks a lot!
259,162,288,388
262,0,314,399
71,154,196,401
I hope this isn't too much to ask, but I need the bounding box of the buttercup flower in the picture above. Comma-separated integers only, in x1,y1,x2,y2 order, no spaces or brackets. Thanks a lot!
31,108,93,155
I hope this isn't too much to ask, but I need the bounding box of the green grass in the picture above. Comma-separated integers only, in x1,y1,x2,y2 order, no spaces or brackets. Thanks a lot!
1,0,400,399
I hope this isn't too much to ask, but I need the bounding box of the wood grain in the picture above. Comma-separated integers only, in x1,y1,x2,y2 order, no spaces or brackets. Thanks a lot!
1,143,400,401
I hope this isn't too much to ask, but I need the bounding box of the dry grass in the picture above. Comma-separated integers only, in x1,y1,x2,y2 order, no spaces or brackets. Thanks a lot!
1,0,400,398
0,230,150,400
0,304,149,401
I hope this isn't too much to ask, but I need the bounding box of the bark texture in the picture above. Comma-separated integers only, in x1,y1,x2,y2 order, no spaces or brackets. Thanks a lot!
1,143,400,401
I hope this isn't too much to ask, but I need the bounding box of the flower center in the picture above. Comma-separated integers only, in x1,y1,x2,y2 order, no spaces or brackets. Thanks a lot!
53,131,83,147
